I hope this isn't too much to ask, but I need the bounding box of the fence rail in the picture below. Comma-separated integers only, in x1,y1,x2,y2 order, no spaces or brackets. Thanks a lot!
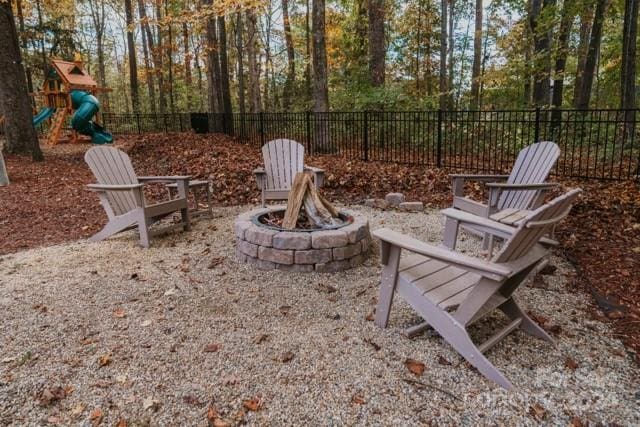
101,109,640,180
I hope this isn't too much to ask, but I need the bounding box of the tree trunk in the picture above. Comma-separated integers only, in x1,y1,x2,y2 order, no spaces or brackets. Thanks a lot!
530,0,555,108
282,0,296,108
138,0,157,114
125,0,139,112
305,0,312,105
246,10,262,113
235,12,246,115
155,0,167,115
183,22,192,110
138,0,156,115
368,0,385,87
470,0,482,110
313,0,330,151
205,8,221,115
0,1,43,161
573,6,593,107
218,15,233,132
439,0,447,110
165,0,175,113
551,0,574,110
575,0,610,109
15,0,33,97
621,0,638,110
447,0,455,108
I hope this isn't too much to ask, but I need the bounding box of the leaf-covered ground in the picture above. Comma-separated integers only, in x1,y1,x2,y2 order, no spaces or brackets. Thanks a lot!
1,132,639,360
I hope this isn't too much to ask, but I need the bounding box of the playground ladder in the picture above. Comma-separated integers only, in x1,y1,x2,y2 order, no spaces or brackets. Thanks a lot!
48,109,68,145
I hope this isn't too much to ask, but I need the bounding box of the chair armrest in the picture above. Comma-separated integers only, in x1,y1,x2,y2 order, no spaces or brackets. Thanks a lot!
449,174,510,181
484,182,558,190
253,168,266,190
441,208,516,240
373,228,512,280
138,175,192,183
450,174,509,197
304,165,325,187
87,183,144,191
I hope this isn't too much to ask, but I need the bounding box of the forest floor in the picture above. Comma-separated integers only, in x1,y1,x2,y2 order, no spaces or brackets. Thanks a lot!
1,133,639,362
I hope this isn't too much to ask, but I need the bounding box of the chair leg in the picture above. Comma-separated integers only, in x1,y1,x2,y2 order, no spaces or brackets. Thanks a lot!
181,207,191,231
138,215,151,248
374,244,401,328
499,298,554,344
90,221,125,243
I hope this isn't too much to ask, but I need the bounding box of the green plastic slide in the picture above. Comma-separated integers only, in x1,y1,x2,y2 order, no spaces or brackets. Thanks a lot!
32,107,55,127
70,90,113,144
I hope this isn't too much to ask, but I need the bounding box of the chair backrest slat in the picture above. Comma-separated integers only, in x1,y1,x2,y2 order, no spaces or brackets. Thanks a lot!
493,188,581,264
498,141,560,210
262,139,304,190
85,146,139,216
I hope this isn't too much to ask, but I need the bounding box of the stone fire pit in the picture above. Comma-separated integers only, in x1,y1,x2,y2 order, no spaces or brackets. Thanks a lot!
234,207,371,272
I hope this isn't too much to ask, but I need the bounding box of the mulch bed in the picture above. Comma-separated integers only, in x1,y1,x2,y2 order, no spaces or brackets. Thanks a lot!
1,132,639,359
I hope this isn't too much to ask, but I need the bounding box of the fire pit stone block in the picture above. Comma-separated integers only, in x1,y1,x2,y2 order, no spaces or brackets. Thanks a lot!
245,226,277,247
258,247,294,265
312,230,349,249
273,232,312,250
295,249,333,264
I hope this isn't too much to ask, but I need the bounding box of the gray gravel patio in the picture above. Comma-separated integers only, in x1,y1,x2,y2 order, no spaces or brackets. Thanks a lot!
0,205,638,425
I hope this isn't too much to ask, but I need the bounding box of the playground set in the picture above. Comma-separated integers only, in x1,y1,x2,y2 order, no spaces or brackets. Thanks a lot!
31,57,113,145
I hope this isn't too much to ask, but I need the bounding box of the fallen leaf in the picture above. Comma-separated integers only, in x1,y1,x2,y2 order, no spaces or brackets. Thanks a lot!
281,351,295,363
222,375,240,386
115,419,127,427
89,408,103,426
351,393,366,405
204,343,222,353
142,396,160,411
70,403,85,417
279,305,292,315
363,338,381,351
405,358,426,376
113,308,126,318
569,416,585,427
242,396,263,412
365,311,375,321
528,403,547,420
141,320,152,327
437,355,452,366
183,395,201,406
38,386,67,406
97,354,111,367
255,334,269,344
208,256,225,269
565,357,579,371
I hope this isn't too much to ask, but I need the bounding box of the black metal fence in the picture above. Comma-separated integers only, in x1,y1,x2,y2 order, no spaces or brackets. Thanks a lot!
101,109,640,180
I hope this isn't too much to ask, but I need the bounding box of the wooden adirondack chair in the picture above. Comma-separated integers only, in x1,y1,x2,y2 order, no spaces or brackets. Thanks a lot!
85,146,191,248
450,141,560,248
253,139,325,207
373,188,582,390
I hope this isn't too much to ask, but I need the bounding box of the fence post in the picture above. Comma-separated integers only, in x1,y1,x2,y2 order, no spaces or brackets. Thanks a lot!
136,113,141,134
259,112,265,147
363,111,369,161
534,107,541,142
437,109,443,168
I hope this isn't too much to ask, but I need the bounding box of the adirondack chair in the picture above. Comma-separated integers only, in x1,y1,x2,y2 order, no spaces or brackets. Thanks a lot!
253,139,325,207
373,188,582,390
449,141,560,249
85,146,191,248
